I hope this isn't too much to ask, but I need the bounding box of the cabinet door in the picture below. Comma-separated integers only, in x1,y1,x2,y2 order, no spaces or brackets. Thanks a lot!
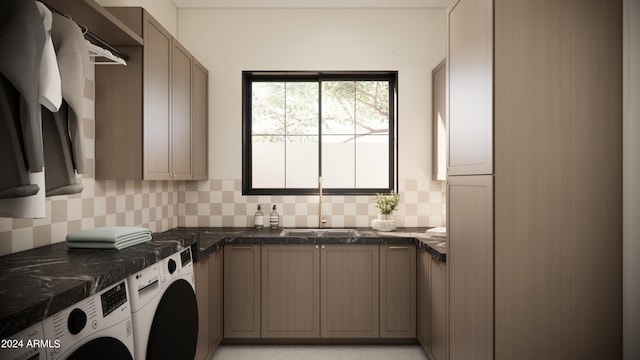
192,60,209,180
447,0,493,176
143,14,172,180
210,249,223,351
417,250,430,353
224,245,261,338
194,255,211,360
380,244,416,338
321,244,379,338
447,175,493,360
171,41,193,180
261,245,320,338
429,255,447,360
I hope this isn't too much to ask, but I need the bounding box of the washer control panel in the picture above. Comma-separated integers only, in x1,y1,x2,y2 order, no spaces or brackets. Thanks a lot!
100,281,127,317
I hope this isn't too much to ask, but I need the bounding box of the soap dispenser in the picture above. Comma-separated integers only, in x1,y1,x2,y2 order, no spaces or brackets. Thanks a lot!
254,204,264,228
270,205,279,229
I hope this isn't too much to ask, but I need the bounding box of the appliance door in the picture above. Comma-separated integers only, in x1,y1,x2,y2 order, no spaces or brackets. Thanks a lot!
67,337,133,360
145,278,198,360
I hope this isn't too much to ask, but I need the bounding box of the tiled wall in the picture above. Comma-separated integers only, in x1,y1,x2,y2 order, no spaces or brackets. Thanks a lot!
178,179,446,229
0,67,446,257
0,69,179,256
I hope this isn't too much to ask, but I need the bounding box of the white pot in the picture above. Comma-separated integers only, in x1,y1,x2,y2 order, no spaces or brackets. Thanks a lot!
371,213,396,231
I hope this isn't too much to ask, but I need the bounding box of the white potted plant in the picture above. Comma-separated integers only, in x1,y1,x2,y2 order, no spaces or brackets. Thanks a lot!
372,191,399,231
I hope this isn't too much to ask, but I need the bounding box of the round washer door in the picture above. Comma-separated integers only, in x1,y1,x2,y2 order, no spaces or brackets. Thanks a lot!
146,278,198,360
67,337,133,360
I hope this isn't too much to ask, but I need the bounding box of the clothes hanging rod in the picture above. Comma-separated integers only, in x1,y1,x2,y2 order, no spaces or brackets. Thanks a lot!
43,3,130,61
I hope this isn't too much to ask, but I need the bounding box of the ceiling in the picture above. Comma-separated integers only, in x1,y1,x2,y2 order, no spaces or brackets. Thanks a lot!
173,0,450,8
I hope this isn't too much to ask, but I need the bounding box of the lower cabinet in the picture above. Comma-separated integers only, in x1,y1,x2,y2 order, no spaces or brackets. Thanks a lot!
261,244,320,338
210,249,223,350
428,254,447,360
195,254,211,360
321,244,380,338
224,244,261,338
417,249,448,360
380,244,416,338
195,248,223,360
224,243,417,340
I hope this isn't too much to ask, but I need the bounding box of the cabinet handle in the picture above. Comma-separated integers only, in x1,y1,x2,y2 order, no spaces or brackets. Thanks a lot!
321,245,325,249
231,246,252,249
315,245,319,249
388,246,408,249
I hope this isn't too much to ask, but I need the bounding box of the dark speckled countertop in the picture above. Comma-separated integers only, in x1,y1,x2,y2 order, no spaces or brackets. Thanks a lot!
165,227,446,262
0,226,445,338
0,232,196,338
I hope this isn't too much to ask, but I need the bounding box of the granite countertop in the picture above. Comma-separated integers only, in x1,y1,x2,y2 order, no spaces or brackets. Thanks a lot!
0,226,446,339
165,227,447,263
0,232,195,338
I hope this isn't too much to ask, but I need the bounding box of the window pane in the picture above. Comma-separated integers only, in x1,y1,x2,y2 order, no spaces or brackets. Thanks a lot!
286,82,319,135
286,136,319,188
252,82,285,135
355,81,389,134
355,134,389,188
252,135,285,187
322,135,355,188
322,81,355,135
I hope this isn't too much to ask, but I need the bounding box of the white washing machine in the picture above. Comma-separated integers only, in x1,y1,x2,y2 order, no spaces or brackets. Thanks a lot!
41,280,134,360
1,321,47,360
127,248,198,360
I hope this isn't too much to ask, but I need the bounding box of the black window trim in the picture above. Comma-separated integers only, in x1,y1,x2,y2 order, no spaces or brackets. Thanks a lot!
242,70,398,196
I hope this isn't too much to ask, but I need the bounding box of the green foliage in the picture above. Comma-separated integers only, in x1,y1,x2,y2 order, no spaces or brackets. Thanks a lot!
251,80,389,143
375,191,399,214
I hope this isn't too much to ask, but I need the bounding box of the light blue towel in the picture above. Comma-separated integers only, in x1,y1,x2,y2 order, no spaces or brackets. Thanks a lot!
66,226,151,250
67,234,152,250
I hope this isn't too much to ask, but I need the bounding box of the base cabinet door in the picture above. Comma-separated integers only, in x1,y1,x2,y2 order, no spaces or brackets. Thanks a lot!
417,250,430,353
210,249,223,351
261,245,320,338
380,244,416,338
321,244,379,338
224,244,261,338
194,254,211,360
429,255,447,360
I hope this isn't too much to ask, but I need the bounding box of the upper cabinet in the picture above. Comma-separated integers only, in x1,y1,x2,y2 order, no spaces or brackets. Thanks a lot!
447,0,493,176
431,59,446,181
95,8,208,180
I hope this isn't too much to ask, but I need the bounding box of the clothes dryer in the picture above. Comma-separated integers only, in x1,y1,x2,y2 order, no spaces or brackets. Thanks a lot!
42,280,134,360
128,248,198,360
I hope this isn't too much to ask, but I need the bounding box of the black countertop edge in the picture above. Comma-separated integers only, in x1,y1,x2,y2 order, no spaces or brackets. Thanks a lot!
0,232,196,338
165,227,447,263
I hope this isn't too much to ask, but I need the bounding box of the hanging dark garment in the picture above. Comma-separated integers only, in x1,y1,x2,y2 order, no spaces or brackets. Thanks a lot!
0,0,45,199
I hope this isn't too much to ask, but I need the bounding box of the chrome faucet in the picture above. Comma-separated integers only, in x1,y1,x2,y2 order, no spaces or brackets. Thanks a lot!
318,177,326,228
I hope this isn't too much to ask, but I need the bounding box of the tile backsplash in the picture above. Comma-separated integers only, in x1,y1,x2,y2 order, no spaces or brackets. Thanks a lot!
0,66,446,256
178,179,446,229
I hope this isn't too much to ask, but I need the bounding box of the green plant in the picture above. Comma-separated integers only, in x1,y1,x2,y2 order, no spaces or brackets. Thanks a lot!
375,192,400,215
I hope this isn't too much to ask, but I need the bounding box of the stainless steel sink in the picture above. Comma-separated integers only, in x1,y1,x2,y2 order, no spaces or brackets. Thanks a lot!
279,228,360,237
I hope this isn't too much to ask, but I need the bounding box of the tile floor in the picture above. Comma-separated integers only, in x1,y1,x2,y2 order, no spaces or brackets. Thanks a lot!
212,345,429,360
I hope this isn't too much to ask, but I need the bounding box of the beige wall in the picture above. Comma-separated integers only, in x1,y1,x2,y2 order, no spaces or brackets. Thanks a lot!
0,6,448,256
172,7,449,229
624,0,640,358
96,0,178,36
177,7,447,181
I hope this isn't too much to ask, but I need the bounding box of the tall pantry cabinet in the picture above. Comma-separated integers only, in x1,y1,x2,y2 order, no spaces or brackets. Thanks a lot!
446,0,622,359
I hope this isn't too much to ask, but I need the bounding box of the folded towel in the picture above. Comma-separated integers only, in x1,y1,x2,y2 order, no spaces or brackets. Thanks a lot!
67,233,152,250
66,226,151,244
425,227,447,237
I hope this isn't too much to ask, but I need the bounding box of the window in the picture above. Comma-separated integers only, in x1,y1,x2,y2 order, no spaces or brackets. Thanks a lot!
242,71,397,195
